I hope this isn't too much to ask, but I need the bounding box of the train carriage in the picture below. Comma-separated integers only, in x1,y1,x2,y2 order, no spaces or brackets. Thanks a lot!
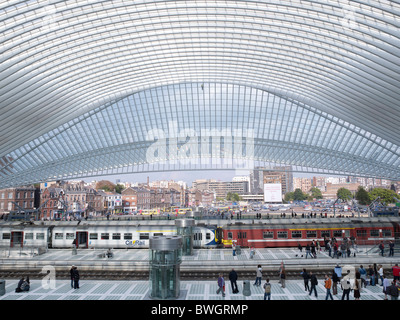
0,223,50,248
222,220,399,248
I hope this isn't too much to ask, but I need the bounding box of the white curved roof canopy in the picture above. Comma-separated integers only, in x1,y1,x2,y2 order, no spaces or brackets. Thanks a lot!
0,0,400,188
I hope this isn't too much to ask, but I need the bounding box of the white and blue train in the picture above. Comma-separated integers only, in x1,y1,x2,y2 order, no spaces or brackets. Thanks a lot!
0,221,218,249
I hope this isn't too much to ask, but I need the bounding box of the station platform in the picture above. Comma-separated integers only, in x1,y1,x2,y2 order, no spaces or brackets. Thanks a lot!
0,245,398,302
0,278,389,301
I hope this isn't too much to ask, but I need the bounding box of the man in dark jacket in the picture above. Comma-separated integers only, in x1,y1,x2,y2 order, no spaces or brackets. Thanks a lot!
309,271,318,298
386,281,399,300
229,268,238,293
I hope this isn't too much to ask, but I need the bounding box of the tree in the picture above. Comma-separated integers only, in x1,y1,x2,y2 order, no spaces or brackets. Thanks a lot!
293,188,307,201
369,187,398,204
337,187,352,201
284,192,294,202
309,187,323,199
115,184,125,194
95,180,116,192
355,186,370,205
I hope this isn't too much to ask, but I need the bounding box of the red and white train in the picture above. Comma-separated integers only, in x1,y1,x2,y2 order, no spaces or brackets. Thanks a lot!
221,218,400,248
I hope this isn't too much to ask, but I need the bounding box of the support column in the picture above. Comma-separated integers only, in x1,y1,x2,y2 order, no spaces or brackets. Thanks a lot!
175,219,195,256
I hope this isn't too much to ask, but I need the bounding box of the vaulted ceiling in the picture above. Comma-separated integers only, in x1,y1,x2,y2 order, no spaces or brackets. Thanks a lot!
1,1,399,188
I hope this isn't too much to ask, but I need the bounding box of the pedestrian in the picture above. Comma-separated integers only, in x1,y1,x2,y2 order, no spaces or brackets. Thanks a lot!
386,281,399,300
301,268,310,291
334,264,342,280
359,265,367,288
340,270,351,300
332,269,339,295
340,242,346,258
249,247,255,259
229,268,238,294
367,264,375,286
305,243,312,259
232,243,236,256
389,241,394,257
382,275,390,300
70,265,75,288
378,264,384,286
392,263,400,281
280,269,286,288
379,241,384,256
253,265,262,286
373,263,379,285
333,242,339,259
353,272,361,300
263,278,271,300
73,266,80,289
324,274,333,300
278,261,285,284
216,274,225,297
309,271,318,298
311,241,316,258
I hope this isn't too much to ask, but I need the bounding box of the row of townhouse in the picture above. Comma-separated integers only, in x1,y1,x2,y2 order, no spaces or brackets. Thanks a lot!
0,183,216,220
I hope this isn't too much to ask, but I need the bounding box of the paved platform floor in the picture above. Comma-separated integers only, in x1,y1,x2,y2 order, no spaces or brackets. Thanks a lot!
0,278,390,301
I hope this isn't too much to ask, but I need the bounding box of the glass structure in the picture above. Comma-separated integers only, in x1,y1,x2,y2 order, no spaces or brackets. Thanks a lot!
0,1,399,188
149,235,182,300
175,219,195,255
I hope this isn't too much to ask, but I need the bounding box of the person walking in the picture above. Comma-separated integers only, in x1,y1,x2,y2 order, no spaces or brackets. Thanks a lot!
263,278,271,300
301,268,310,291
379,241,384,256
305,243,312,259
353,272,361,300
340,270,351,300
382,275,390,300
229,268,239,294
70,265,75,288
392,263,400,281
332,269,339,295
280,269,286,288
73,266,80,289
359,265,367,288
324,274,333,300
389,241,394,257
309,271,318,298
386,281,399,300
253,265,262,286
378,264,384,286
216,274,225,297
367,264,375,286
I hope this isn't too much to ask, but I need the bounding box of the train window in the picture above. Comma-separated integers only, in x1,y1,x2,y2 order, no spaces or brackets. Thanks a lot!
238,232,247,239
140,233,149,240
153,233,163,236
277,231,287,239
101,233,109,240
124,233,132,240
306,231,317,238
2,233,10,240
263,231,273,239
206,233,210,240
66,233,75,239
112,233,121,240
321,231,330,238
194,233,202,240
25,233,33,240
227,232,233,240
333,230,342,238
370,230,379,237
383,230,392,237
356,230,367,237
36,233,45,240
291,231,302,238
55,233,64,239
90,233,98,240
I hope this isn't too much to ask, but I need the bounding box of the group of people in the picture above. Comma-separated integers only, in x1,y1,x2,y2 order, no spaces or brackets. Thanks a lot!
216,262,400,300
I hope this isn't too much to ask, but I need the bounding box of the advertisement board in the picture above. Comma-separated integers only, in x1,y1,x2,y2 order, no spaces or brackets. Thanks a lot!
263,183,282,202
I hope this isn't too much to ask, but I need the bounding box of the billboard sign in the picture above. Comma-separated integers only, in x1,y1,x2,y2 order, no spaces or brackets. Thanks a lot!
264,183,282,203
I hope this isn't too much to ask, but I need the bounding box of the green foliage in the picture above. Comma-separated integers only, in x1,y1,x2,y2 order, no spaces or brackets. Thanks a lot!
355,186,370,205
368,187,398,204
293,188,307,201
336,187,352,201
